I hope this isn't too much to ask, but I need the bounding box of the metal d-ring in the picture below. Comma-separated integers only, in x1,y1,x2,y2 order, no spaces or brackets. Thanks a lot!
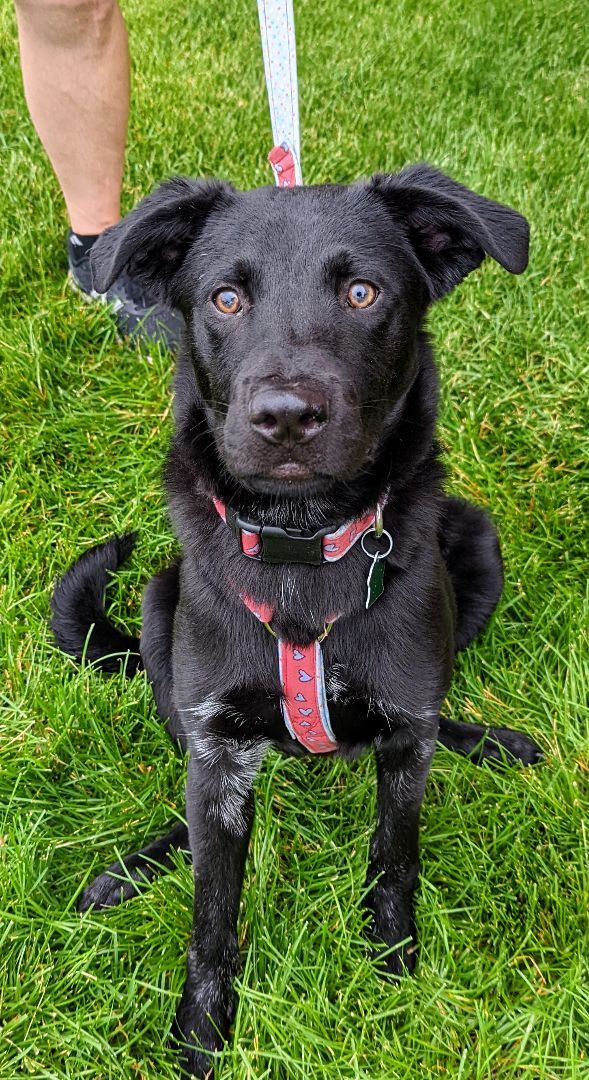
361,526,393,560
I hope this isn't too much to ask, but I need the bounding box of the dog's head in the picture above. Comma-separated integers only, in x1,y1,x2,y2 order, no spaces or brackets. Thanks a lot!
91,166,528,496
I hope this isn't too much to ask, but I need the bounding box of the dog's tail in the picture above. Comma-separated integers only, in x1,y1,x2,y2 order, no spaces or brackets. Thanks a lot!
50,533,142,675
438,715,541,766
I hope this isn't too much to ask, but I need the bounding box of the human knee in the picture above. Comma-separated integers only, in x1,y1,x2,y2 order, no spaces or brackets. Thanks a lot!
15,0,120,50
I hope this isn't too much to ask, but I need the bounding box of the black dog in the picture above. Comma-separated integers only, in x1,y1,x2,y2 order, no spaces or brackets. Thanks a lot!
51,165,541,1077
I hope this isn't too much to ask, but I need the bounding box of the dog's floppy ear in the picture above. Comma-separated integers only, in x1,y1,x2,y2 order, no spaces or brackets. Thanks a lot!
370,164,529,301
90,176,236,304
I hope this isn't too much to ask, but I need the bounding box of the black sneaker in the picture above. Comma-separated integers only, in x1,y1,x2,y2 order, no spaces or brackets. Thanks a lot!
67,230,183,352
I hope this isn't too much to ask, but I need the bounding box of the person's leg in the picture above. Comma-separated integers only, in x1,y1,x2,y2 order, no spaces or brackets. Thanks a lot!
15,0,129,235
14,0,183,351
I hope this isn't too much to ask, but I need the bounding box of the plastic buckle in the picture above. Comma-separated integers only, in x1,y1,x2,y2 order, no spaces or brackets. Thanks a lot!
225,507,337,564
259,523,332,565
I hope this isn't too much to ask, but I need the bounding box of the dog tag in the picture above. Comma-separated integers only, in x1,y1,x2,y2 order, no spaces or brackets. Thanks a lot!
365,554,385,609
361,526,393,610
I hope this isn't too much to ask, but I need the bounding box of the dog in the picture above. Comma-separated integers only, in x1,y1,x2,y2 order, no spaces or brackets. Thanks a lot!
51,164,541,1077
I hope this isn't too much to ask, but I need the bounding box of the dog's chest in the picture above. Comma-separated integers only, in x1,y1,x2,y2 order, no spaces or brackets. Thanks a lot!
175,592,441,755
174,538,452,754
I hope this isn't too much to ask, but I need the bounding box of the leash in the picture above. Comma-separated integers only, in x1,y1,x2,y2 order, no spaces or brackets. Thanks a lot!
257,0,303,187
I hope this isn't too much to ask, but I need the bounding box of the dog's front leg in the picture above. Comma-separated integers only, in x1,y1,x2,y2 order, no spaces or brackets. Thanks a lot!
171,734,267,1078
365,728,436,977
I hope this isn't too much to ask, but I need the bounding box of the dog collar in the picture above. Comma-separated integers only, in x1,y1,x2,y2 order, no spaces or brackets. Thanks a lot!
212,496,382,565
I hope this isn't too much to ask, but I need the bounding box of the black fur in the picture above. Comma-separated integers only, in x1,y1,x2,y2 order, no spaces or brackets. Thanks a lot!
52,165,540,1077
51,533,141,674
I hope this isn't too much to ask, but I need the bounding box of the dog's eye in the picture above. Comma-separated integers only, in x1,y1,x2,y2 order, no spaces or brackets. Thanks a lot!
212,288,242,315
347,281,378,309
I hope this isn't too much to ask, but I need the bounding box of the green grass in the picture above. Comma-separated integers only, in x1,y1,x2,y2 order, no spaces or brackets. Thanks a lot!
1,0,588,1076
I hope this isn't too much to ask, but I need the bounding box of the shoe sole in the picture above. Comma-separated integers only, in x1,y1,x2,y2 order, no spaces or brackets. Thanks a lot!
67,271,126,345
67,270,106,304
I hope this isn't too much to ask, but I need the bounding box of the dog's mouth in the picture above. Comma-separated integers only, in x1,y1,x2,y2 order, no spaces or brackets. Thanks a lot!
242,464,334,496
221,441,380,497
268,462,314,481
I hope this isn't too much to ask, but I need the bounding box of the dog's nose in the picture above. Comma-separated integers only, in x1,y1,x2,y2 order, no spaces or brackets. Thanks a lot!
248,386,329,446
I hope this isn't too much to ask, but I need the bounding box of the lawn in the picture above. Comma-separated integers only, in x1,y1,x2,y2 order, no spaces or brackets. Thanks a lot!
1,0,588,1076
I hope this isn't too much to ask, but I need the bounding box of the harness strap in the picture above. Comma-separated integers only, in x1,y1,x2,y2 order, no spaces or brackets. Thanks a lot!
257,0,303,187
241,594,338,753
279,639,337,752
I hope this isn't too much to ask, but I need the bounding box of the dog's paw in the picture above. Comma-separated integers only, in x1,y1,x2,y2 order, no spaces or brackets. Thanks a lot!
365,885,417,979
170,974,234,1079
482,727,543,767
367,920,417,979
174,1036,217,1080
77,857,149,912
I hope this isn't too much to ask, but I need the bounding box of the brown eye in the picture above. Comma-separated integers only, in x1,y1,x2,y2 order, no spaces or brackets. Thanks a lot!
347,281,378,309
212,288,242,315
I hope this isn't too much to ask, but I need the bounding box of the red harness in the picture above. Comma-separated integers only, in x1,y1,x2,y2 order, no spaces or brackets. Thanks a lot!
214,498,387,753
242,594,337,753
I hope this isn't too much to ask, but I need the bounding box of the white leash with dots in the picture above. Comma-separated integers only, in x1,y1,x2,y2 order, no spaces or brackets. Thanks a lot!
257,0,303,187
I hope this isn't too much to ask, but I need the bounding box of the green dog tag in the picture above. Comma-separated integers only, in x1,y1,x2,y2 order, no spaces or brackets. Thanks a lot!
365,556,386,609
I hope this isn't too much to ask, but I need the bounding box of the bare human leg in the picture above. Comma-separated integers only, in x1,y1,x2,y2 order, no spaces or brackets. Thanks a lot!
15,0,129,235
